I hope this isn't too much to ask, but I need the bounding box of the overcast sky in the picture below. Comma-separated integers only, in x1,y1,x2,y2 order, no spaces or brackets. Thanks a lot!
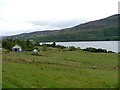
0,0,119,36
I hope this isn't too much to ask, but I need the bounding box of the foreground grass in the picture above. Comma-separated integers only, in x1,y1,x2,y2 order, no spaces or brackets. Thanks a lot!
2,48,118,88
0,53,2,89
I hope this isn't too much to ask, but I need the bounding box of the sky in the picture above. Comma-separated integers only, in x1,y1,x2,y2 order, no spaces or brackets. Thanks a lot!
0,0,119,36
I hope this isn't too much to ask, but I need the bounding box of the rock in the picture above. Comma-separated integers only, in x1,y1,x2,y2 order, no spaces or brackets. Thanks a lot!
92,66,96,69
113,66,117,69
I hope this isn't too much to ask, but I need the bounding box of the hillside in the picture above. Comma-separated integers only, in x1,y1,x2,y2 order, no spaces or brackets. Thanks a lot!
8,14,119,42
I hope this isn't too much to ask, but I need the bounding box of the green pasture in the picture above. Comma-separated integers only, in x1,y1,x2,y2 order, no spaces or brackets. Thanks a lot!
2,48,118,88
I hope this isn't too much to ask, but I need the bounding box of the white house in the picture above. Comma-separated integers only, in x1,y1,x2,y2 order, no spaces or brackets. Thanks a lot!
12,45,22,52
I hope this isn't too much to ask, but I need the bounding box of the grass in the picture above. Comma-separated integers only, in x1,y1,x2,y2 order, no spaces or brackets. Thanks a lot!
2,48,119,88
0,52,2,89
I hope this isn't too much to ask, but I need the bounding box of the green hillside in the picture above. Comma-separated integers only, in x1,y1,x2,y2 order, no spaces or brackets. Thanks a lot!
8,14,119,42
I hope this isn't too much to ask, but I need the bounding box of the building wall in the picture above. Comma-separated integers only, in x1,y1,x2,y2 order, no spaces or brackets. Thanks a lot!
12,48,22,52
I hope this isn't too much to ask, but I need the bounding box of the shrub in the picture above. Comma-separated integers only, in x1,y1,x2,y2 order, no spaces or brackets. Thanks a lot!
77,47,81,50
83,47,108,53
69,46,77,51
108,51,114,53
56,45,66,49
84,47,97,52
42,45,48,51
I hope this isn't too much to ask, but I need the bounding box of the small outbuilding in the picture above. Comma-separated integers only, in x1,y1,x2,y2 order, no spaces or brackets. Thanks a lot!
12,45,22,52
33,49,38,53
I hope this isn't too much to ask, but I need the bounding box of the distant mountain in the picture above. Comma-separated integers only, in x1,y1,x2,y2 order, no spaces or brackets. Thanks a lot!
7,14,119,42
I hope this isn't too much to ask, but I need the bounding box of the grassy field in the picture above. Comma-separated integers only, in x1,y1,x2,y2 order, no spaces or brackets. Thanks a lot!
2,48,119,88
0,51,2,89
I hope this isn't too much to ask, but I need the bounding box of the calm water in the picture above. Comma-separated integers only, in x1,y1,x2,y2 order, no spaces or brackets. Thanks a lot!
45,41,119,52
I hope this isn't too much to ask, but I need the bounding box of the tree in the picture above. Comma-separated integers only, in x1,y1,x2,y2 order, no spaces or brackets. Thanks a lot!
52,42,56,47
77,47,81,50
2,38,15,50
26,39,32,46
35,42,40,46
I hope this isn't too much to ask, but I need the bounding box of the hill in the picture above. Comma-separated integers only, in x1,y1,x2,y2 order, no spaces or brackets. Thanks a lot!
8,14,119,42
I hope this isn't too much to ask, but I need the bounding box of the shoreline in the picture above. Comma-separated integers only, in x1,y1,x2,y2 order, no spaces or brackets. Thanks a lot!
43,40,119,43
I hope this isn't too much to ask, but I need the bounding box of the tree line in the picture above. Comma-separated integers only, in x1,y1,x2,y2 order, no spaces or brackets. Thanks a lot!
2,38,114,53
2,38,65,51
3,38,36,51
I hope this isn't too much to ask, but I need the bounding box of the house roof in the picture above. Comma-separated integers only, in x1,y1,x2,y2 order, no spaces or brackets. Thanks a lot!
12,45,21,49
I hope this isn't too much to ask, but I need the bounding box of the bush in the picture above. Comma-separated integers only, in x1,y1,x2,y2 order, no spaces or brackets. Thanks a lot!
42,45,48,51
69,46,77,51
108,51,114,53
83,47,108,53
97,48,107,53
84,47,97,52
56,45,66,49
77,47,81,50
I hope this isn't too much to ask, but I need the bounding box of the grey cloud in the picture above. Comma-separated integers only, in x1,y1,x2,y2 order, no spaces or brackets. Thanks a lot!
30,19,88,29
51,19,87,28
0,18,4,20
30,21,50,26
